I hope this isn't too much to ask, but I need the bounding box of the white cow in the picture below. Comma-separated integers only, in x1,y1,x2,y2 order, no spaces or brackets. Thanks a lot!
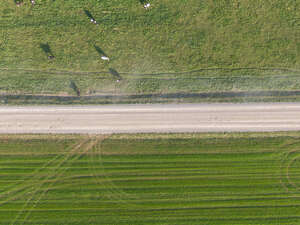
101,56,110,61
90,18,97,24
144,3,150,9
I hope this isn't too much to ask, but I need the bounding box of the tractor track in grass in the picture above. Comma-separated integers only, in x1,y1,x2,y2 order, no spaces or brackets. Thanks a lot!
0,139,88,223
0,139,82,200
87,135,140,208
10,137,101,225
0,139,89,206
279,140,300,193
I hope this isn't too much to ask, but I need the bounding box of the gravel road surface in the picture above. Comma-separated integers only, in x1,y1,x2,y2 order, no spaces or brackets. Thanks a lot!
0,103,300,133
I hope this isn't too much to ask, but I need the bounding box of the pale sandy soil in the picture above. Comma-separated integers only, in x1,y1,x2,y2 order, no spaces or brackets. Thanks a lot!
0,103,300,133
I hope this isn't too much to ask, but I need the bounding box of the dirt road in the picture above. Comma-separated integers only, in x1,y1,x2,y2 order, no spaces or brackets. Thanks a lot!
0,103,300,133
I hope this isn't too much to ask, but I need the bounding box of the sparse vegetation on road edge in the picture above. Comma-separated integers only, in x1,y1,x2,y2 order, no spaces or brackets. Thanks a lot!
1,68,300,104
2,89,300,105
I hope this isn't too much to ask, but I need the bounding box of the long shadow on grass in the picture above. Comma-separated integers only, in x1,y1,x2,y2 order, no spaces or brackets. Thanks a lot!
94,45,108,57
84,9,95,21
138,0,147,4
14,0,23,5
40,43,54,59
69,80,80,96
109,68,122,81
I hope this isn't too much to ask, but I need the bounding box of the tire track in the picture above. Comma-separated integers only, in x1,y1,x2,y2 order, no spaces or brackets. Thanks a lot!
286,156,300,190
88,137,141,208
0,139,80,199
279,140,300,193
11,137,102,225
0,138,88,208
88,136,127,201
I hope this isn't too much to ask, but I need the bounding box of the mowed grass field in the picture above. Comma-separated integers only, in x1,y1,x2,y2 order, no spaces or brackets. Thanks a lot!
1,133,300,224
1,0,300,102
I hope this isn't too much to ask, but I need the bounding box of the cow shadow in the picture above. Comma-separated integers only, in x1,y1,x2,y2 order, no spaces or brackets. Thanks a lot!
40,43,55,59
84,9,95,21
70,80,80,96
14,0,24,5
139,0,147,4
109,68,122,81
94,45,108,57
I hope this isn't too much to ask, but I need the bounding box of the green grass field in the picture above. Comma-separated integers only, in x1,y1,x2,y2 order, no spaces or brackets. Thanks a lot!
1,133,300,224
1,0,300,103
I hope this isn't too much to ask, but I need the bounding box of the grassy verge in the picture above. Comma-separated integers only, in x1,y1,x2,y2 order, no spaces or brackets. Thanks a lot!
1,132,300,224
1,68,300,104
1,0,300,103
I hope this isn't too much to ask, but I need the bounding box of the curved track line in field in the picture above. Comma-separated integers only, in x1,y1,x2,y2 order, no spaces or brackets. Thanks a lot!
286,157,300,190
280,150,293,193
88,137,127,201
0,139,88,209
88,137,140,208
285,151,300,192
0,139,87,203
0,143,80,204
11,137,101,225
0,139,80,199
279,141,300,193
10,139,91,225
279,141,298,192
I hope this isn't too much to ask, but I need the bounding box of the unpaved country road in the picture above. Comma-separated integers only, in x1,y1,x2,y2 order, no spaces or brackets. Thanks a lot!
0,103,300,134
